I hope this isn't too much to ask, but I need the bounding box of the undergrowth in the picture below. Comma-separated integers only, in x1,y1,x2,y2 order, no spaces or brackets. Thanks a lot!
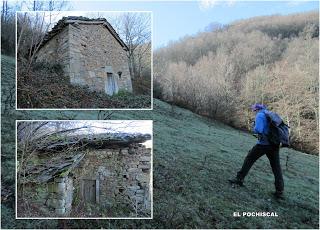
17,61,151,109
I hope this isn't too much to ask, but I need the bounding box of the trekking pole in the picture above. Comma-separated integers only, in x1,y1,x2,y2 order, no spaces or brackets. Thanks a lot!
285,153,289,171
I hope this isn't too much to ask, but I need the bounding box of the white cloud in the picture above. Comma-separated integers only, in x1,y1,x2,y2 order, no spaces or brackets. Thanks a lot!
227,0,236,7
199,0,219,10
286,0,308,7
199,0,237,11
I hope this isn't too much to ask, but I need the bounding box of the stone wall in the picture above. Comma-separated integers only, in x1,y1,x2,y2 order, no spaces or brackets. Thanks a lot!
36,22,132,95
68,23,132,94
72,143,151,214
47,176,73,216
36,26,70,74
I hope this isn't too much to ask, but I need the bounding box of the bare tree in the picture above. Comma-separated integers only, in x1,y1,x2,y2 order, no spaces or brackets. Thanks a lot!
1,1,17,55
112,13,151,79
17,1,69,72
1,1,8,22
134,42,151,78
19,0,68,11
17,12,50,72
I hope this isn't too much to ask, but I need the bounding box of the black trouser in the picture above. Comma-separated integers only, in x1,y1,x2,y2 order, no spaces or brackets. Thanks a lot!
237,144,284,192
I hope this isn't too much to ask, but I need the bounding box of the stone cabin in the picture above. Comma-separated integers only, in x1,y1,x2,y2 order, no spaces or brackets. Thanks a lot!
36,16,132,95
19,132,151,217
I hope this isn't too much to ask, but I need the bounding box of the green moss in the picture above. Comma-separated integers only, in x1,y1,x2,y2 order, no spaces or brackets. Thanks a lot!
57,169,70,177
113,89,132,97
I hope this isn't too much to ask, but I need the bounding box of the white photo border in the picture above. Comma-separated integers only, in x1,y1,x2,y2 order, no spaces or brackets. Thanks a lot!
15,10,153,111
15,119,153,220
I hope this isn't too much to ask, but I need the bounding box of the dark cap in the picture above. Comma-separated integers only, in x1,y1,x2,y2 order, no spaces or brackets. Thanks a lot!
251,103,266,111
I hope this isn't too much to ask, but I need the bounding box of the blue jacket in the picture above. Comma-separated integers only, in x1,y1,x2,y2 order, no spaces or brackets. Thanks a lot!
254,109,270,145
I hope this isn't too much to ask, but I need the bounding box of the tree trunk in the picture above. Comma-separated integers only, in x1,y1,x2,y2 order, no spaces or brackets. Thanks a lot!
17,13,27,54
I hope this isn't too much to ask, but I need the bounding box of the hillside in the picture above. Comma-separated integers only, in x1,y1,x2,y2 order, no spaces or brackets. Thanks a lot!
2,55,319,228
16,61,151,109
154,11,319,154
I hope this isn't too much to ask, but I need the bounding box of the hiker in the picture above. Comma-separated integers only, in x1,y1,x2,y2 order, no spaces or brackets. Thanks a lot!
229,104,284,199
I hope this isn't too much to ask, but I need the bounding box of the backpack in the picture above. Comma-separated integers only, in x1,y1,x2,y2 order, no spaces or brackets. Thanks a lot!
263,111,290,147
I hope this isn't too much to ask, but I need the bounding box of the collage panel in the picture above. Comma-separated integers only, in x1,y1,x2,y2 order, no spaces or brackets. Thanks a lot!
1,0,319,229
16,120,153,219
16,11,152,110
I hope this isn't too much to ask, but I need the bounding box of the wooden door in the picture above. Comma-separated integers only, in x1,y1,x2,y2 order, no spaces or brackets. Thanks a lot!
106,73,115,95
83,179,96,203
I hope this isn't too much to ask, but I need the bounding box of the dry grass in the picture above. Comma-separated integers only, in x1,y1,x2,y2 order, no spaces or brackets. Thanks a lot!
17,61,151,109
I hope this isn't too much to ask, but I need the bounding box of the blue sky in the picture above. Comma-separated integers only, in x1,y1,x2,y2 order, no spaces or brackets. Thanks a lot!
68,1,318,48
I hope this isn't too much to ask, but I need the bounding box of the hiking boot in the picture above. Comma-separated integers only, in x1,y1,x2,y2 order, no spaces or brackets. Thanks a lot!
272,191,284,200
228,177,244,186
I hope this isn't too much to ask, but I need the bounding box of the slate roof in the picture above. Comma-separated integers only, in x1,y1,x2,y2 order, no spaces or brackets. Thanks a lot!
39,16,129,51
20,132,151,183
34,132,151,152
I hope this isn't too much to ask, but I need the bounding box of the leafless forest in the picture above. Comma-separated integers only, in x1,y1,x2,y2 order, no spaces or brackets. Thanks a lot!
154,11,319,154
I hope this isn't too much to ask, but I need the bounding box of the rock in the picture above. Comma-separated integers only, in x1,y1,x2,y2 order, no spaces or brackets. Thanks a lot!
138,164,150,169
128,185,140,191
128,148,135,155
136,174,149,183
54,177,66,183
121,149,128,155
134,195,144,203
127,168,141,173
56,182,66,193
55,208,66,215
135,189,145,194
48,198,65,208
140,156,151,162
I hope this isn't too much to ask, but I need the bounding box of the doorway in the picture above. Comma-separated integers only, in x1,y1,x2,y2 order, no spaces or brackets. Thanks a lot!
105,73,118,95
81,179,99,203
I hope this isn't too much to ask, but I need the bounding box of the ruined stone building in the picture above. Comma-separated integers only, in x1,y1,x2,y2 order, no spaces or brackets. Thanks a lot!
36,16,132,95
17,132,152,218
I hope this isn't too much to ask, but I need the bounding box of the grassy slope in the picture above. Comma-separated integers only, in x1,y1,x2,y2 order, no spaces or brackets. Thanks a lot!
16,61,151,109
2,55,319,228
